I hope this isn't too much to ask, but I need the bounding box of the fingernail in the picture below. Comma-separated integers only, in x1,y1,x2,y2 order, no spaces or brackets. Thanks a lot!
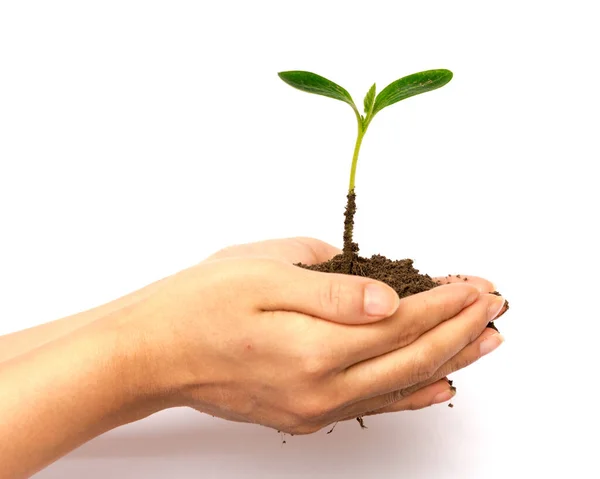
487,295,505,321
480,333,504,356
364,283,399,317
433,388,456,405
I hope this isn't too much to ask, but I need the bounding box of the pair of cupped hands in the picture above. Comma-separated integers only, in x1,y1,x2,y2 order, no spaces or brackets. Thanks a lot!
117,237,505,436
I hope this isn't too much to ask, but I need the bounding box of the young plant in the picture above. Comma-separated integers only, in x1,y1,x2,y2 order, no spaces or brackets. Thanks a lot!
278,71,506,420
278,69,453,263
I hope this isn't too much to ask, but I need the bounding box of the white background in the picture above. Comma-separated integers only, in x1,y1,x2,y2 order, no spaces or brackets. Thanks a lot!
1,1,599,477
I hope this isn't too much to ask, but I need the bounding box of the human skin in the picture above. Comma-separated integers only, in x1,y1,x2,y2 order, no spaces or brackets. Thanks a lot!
0,237,505,479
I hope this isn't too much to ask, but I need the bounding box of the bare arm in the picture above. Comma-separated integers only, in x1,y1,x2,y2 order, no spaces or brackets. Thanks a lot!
0,313,164,479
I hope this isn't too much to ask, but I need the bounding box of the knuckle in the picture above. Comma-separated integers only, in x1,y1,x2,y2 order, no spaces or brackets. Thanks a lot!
394,326,411,348
392,305,413,346
384,389,405,407
400,383,419,396
320,275,354,317
469,323,485,343
321,279,344,317
410,346,438,384
402,295,437,342
299,349,329,377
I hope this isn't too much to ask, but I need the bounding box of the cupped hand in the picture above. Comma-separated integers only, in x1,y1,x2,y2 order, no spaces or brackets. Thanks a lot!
205,236,505,417
123,251,504,435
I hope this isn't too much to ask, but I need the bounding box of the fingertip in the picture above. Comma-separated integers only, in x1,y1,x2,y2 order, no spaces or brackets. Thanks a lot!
383,379,455,413
363,282,400,320
480,332,504,357
433,387,456,405
435,274,495,293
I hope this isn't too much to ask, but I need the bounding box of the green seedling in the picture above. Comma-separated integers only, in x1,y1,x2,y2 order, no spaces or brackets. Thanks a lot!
278,69,453,262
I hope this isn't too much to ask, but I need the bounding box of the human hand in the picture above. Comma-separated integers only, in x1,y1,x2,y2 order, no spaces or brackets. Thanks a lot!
117,253,504,435
206,236,505,414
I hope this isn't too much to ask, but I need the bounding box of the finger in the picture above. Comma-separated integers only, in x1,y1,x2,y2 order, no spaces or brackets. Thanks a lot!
338,283,480,364
370,379,456,414
259,262,400,324
433,274,495,293
334,378,455,423
435,275,509,321
339,293,505,401
403,327,504,395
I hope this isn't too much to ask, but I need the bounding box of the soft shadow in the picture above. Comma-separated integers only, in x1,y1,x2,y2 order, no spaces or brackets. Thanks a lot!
39,406,470,478
70,409,430,459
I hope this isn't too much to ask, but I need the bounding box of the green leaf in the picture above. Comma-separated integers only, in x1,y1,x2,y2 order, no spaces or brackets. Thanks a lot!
278,71,358,111
372,69,453,116
363,83,376,116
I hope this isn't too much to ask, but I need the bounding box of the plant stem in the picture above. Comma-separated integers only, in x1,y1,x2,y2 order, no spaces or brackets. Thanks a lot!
348,123,366,192
343,119,369,261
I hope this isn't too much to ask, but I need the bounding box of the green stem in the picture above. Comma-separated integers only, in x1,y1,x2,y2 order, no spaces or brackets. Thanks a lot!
343,112,372,261
349,122,366,192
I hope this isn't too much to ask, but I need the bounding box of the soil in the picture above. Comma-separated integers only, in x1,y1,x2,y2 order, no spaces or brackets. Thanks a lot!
299,252,439,300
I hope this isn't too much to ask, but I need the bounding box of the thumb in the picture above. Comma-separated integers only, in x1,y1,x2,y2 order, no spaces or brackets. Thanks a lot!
262,264,400,324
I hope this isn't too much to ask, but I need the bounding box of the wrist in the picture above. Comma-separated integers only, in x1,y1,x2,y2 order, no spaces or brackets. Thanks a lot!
92,307,181,422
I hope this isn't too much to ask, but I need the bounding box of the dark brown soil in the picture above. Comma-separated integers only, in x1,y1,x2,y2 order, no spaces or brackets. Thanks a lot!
299,253,438,299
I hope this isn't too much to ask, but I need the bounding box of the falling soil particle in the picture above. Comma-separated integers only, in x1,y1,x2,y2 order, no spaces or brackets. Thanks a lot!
356,416,367,429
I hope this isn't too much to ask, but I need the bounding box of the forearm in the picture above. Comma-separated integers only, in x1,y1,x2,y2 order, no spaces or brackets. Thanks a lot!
0,276,169,364
0,312,166,479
